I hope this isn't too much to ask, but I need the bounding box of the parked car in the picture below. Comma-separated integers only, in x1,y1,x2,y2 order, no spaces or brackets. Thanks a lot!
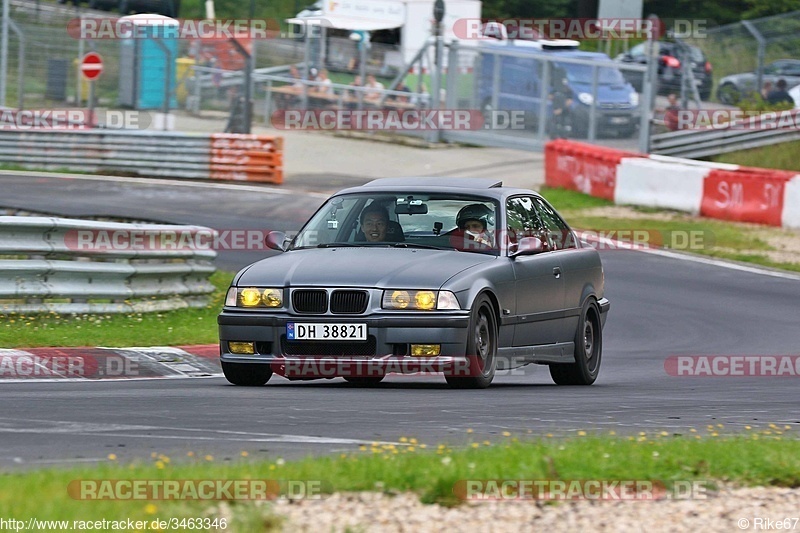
218,177,610,389
615,40,713,101
477,39,640,138
716,59,800,105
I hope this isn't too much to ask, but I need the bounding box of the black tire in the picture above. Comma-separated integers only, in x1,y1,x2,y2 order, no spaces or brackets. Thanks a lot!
549,299,602,385
717,83,740,105
221,361,272,386
343,376,384,386
445,294,497,389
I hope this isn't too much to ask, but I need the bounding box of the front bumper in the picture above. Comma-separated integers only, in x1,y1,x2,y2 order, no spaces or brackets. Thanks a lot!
218,310,472,375
571,105,640,130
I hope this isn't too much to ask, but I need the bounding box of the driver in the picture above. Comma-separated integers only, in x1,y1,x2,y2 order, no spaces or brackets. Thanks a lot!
359,204,389,242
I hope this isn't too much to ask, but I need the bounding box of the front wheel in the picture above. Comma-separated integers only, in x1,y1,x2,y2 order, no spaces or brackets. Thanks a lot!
717,83,740,105
549,299,602,385
445,294,497,389
221,361,272,386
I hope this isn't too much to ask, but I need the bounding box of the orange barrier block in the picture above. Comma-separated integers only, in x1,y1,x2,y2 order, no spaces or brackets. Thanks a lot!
209,134,284,184
701,167,795,226
544,139,645,201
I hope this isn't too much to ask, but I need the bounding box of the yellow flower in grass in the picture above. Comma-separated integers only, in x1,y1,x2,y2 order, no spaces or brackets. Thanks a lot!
144,504,157,515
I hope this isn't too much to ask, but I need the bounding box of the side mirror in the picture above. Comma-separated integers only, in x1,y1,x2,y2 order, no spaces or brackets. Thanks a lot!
265,231,287,252
510,236,545,257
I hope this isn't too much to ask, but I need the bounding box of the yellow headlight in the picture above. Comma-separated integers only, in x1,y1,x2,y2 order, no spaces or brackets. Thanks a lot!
414,291,436,310
390,290,410,309
240,288,262,307
263,289,282,307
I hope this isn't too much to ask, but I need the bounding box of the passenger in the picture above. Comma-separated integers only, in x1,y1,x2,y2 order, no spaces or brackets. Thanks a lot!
766,79,795,106
451,204,494,249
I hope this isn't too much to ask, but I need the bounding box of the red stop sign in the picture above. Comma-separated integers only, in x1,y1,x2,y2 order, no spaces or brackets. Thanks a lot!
80,52,104,81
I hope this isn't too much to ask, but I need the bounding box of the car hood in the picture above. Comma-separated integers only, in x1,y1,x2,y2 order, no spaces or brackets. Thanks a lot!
237,247,497,289
571,81,634,104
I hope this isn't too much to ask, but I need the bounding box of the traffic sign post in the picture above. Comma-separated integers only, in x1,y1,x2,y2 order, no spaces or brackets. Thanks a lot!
80,52,103,128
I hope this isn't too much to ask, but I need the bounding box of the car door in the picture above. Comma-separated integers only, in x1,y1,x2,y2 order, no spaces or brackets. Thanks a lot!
506,196,565,347
532,196,586,343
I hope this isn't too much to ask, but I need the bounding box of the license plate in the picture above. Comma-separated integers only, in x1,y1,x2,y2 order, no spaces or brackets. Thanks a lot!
610,117,629,124
287,323,367,341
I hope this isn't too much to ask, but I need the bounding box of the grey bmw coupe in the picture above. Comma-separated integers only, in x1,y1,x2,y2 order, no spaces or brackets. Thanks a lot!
218,177,609,388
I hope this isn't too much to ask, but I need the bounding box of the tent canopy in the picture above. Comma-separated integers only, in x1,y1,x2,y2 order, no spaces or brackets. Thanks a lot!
286,16,402,32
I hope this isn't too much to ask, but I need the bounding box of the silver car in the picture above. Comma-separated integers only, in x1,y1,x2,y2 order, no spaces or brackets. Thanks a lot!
217,178,610,389
717,59,800,104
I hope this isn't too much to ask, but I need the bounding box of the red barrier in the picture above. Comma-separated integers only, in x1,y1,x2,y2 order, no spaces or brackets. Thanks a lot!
209,134,283,184
544,139,645,201
701,167,795,226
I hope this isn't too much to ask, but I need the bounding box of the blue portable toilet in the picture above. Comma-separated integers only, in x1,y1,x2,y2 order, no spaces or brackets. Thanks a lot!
118,14,179,110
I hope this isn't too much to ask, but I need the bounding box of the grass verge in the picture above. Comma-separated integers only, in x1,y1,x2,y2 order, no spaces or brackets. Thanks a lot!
541,186,800,273
1,432,797,527
707,140,800,173
0,271,233,349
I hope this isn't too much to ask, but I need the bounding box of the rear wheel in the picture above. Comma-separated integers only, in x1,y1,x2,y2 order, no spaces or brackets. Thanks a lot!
445,295,497,389
221,361,272,386
550,299,602,385
343,376,384,386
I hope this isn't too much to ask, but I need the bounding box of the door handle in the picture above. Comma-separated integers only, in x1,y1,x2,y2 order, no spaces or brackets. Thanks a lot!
553,267,562,278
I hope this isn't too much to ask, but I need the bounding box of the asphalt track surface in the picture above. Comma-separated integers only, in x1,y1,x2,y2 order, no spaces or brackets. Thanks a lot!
1,172,800,468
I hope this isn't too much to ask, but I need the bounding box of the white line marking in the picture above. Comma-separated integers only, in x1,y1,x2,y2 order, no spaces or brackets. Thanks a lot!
0,170,330,199
582,234,800,281
0,419,404,446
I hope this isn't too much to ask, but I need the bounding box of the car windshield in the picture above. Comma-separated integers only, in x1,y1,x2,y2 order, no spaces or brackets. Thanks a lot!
556,62,626,85
290,192,500,255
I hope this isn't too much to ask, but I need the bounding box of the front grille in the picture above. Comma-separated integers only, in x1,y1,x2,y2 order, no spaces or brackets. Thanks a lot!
330,290,369,314
598,102,632,109
292,289,327,314
281,336,377,356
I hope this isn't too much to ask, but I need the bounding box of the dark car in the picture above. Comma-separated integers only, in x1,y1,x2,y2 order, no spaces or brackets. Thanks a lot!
217,177,610,389
616,40,713,101
717,60,800,105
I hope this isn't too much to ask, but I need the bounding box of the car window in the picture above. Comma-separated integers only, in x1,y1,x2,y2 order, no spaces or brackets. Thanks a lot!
533,197,577,250
765,63,781,75
291,192,499,254
783,63,800,76
506,196,544,247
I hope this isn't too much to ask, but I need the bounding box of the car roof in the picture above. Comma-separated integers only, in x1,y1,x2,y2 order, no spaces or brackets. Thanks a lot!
335,177,541,201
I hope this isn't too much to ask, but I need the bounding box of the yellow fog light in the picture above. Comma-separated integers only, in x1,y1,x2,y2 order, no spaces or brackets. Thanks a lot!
228,342,255,355
390,290,410,309
414,291,436,310
263,288,282,307
240,288,262,307
411,344,441,356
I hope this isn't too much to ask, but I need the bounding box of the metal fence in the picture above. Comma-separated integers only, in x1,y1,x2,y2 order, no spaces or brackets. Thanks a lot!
684,10,800,105
0,216,217,314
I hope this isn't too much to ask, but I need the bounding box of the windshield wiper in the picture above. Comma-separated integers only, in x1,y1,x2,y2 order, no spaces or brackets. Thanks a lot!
391,242,450,250
316,242,362,248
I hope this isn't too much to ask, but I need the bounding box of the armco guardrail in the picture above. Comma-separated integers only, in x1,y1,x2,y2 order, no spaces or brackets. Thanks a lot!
545,139,800,229
650,109,800,159
0,217,218,314
0,130,283,184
